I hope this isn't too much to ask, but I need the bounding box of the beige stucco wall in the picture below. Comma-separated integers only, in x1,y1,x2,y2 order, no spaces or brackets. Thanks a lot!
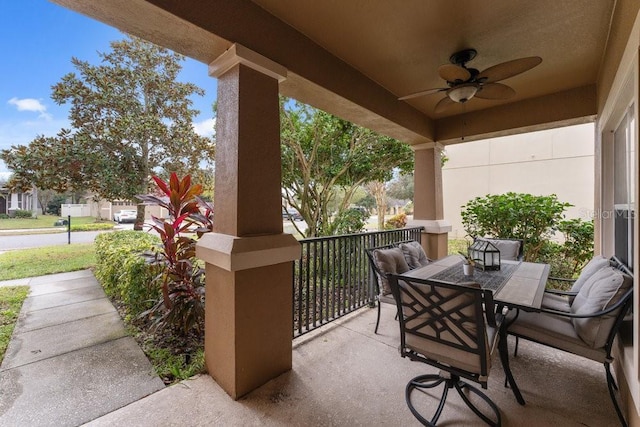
442,123,595,239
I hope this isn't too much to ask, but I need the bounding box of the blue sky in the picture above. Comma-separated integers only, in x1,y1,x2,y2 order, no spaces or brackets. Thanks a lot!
0,1,217,176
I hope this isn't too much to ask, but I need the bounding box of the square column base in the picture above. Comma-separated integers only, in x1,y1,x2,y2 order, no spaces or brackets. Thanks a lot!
407,219,452,259
196,233,301,399
204,262,293,399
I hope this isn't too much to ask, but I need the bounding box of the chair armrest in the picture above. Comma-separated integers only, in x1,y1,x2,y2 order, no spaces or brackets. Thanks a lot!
547,277,576,283
537,288,632,319
543,289,577,297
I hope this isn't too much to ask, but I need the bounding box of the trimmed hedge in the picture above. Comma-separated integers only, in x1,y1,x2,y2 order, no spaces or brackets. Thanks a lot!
94,231,161,319
14,210,33,218
70,223,115,232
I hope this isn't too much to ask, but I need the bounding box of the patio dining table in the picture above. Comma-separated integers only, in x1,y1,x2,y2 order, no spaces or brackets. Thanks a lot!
397,254,551,405
399,255,550,311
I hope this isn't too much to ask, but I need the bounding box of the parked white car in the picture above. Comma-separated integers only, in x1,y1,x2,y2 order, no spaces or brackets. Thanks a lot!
113,209,137,224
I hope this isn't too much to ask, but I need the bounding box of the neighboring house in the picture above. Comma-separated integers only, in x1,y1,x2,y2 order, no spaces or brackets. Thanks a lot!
443,123,594,238
0,183,38,216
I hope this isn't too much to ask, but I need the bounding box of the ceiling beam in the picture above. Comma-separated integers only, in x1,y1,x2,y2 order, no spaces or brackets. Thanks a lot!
435,85,597,144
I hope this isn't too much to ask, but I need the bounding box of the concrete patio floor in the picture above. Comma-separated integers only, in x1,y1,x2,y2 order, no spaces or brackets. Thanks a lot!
88,303,619,426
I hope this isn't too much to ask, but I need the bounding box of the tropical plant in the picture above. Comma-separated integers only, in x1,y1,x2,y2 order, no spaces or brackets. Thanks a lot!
461,193,571,261
137,173,213,335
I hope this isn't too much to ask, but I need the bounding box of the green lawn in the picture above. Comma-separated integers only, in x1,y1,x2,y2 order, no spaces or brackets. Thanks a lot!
0,215,103,230
0,286,30,362
0,244,96,281
448,238,471,255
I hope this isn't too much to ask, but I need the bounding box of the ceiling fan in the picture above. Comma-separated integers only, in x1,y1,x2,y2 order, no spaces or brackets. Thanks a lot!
399,48,542,113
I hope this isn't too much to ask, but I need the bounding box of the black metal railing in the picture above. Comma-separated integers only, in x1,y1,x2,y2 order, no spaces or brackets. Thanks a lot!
293,226,424,338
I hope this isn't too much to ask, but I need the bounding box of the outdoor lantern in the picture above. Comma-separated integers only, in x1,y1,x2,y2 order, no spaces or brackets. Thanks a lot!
468,239,501,271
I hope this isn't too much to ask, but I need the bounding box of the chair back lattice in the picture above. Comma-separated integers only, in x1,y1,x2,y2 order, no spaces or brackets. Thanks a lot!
389,275,495,386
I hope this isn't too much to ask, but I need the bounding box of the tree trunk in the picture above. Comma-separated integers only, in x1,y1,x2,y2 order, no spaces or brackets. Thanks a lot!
367,181,387,231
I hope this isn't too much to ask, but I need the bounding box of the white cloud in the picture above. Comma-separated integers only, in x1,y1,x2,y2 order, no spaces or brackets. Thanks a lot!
193,118,216,138
8,97,52,120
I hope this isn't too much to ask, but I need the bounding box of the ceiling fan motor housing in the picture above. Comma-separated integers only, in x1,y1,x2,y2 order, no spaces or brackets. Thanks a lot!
449,48,477,66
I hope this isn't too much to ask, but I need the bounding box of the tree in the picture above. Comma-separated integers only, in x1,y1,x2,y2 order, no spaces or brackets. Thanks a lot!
280,100,413,237
387,172,414,201
1,36,215,227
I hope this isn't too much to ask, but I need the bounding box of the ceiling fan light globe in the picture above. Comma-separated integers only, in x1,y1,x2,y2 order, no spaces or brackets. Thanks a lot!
448,84,479,103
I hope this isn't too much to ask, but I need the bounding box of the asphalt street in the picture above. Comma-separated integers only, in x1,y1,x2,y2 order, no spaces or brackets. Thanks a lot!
0,230,114,251
0,220,308,251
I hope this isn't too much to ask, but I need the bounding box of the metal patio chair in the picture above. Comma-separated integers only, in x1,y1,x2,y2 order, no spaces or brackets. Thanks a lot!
504,262,633,426
365,244,410,334
388,274,504,426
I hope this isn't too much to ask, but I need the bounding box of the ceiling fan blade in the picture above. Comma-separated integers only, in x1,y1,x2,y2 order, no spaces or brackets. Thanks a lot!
438,64,471,82
475,83,516,99
398,87,446,101
477,56,542,83
434,96,456,113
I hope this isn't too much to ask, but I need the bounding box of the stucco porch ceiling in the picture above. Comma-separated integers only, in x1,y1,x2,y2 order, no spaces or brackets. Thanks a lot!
51,0,636,145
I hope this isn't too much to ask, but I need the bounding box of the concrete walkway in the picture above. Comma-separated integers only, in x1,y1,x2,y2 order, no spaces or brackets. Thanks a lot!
0,270,164,426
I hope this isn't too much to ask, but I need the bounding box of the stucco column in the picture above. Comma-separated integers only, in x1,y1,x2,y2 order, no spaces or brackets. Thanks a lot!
408,143,451,259
196,44,301,399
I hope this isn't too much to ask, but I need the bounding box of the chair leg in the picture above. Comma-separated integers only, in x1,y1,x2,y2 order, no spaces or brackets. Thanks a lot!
406,374,447,426
405,374,501,426
374,300,381,334
455,381,501,427
605,363,628,427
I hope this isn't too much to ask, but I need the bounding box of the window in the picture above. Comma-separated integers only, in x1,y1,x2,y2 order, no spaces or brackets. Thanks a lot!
613,105,636,270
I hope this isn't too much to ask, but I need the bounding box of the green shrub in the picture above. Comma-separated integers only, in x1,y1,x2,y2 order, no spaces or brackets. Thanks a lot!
333,208,367,235
385,212,407,229
0,214,9,219
94,231,161,318
537,240,575,282
557,219,594,274
460,193,594,281
70,223,115,232
14,210,33,218
461,193,571,261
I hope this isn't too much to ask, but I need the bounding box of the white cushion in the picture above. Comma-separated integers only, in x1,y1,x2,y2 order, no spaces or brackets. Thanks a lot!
507,309,608,363
542,255,609,307
483,238,521,261
541,292,572,312
399,241,430,269
570,255,610,294
373,247,410,295
571,267,633,348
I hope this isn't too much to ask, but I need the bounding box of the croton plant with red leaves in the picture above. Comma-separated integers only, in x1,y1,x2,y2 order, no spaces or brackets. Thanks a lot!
137,173,213,335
